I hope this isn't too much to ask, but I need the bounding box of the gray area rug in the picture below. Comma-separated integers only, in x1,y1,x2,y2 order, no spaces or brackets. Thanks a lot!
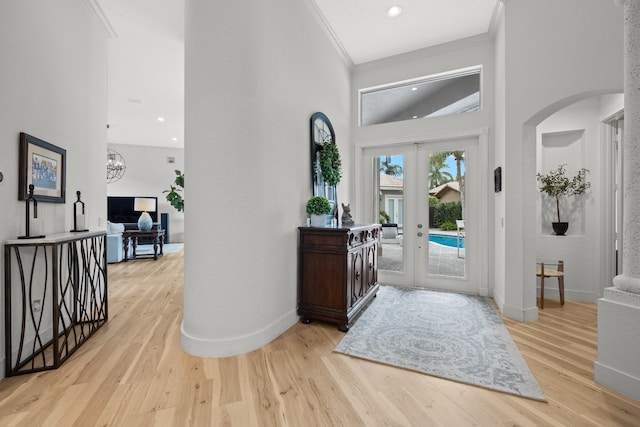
334,286,546,401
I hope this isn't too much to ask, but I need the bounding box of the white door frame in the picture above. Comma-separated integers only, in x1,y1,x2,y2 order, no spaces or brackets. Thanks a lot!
356,128,490,295
601,113,624,296
414,139,478,293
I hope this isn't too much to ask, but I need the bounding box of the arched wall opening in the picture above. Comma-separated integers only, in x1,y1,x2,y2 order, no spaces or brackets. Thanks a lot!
522,90,623,309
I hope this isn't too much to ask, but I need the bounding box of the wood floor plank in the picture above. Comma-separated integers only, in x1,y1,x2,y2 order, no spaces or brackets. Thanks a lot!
0,249,639,426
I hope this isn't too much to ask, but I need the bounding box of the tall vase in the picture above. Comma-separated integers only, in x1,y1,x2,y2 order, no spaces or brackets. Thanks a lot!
327,185,337,224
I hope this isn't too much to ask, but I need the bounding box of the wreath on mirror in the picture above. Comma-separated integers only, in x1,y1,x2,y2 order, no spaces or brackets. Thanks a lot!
319,139,342,186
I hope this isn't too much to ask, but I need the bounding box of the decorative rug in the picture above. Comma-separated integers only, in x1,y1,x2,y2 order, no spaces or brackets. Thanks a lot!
136,243,184,255
334,286,546,401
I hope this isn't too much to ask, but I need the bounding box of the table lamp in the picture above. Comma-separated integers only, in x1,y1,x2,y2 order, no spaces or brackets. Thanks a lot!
134,197,156,231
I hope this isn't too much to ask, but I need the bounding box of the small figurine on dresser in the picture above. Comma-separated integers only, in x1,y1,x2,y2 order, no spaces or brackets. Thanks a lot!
341,203,354,225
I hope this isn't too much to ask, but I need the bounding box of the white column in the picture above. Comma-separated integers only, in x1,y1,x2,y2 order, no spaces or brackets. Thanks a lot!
613,0,640,294
595,0,640,402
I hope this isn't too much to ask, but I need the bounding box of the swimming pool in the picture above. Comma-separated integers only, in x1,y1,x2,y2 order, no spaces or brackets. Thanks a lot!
429,233,464,248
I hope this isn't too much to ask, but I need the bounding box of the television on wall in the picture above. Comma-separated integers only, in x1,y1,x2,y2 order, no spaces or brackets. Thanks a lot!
107,196,158,224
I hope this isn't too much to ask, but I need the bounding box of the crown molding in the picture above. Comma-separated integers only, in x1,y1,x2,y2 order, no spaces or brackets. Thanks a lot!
302,0,354,68
488,1,505,37
84,0,117,38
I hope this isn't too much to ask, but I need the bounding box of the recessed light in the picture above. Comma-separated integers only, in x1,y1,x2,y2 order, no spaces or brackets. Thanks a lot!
412,115,418,119
172,137,178,141
411,87,418,91
157,117,165,122
387,6,402,18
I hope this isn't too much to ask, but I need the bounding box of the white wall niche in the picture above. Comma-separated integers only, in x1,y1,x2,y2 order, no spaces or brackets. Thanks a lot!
538,129,587,236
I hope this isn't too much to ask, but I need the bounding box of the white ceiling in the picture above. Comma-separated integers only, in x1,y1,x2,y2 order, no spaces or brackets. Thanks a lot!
96,0,184,149
313,0,500,64
95,0,499,148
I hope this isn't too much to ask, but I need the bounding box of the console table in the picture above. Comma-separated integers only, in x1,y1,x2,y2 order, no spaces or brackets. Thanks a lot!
3,231,107,376
298,224,380,331
122,229,164,261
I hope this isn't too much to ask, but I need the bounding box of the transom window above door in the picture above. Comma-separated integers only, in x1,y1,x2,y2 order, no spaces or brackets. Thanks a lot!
359,66,482,127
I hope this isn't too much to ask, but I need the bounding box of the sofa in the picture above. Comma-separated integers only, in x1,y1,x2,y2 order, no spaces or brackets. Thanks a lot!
107,221,129,263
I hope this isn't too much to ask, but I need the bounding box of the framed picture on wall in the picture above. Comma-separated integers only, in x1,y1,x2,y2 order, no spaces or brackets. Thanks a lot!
18,132,66,203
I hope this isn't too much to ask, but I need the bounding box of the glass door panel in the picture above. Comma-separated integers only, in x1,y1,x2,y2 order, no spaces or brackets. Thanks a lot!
426,149,466,278
415,139,477,293
376,155,405,274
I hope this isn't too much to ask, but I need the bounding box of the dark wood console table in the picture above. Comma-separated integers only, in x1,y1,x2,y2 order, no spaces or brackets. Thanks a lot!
298,224,380,331
122,229,164,261
4,231,108,376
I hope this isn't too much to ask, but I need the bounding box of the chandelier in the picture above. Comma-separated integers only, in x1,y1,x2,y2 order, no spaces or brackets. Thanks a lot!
106,148,126,183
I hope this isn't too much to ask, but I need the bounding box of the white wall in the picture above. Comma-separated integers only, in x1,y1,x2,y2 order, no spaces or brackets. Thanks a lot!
0,0,108,377
182,0,351,356
496,0,623,321
493,5,506,311
107,143,185,242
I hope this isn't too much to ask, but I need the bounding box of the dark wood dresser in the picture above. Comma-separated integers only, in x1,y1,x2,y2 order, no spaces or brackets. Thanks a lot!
298,224,380,331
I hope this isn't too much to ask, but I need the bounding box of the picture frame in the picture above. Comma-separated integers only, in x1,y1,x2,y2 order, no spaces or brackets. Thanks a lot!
18,132,66,203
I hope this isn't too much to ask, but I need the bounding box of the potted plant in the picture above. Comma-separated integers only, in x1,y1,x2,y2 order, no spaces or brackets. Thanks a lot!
306,196,332,227
163,170,184,212
536,164,590,235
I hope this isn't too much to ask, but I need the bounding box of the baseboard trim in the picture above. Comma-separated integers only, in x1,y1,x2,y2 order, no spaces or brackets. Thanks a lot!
502,303,538,322
538,287,597,303
595,361,640,402
181,309,299,358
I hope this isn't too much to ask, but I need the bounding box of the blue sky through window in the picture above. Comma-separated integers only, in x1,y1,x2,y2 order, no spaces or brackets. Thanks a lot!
381,154,465,179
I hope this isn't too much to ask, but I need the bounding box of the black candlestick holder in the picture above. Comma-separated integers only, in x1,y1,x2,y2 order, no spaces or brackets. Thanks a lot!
18,184,45,239
71,190,89,232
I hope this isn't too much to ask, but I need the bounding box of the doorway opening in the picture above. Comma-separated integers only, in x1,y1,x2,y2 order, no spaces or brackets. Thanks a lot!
364,136,483,294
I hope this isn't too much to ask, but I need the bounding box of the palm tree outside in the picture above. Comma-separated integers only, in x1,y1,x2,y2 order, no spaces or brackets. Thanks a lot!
380,156,403,177
429,152,453,189
449,150,465,215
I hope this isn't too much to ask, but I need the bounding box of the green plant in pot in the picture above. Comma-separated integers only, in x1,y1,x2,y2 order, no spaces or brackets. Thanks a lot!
306,196,332,227
163,170,184,212
536,164,590,235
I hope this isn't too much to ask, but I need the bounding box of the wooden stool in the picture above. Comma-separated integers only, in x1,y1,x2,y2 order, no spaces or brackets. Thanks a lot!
536,260,564,309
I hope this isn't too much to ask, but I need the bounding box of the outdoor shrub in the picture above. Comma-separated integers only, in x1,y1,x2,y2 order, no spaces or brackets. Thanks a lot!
433,201,462,227
439,221,457,231
429,196,439,207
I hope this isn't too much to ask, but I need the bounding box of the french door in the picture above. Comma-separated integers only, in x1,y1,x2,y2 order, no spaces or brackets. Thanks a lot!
362,136,485,294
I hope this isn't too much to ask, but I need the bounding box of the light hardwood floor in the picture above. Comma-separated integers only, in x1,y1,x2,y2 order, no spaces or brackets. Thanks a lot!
1,249,639,426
